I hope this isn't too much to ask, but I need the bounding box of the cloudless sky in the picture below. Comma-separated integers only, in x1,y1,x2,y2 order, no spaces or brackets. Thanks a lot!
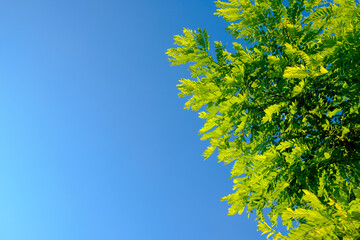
0,1,286,239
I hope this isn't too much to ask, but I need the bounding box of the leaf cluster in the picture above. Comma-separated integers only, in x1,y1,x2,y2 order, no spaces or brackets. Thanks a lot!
167,0,360,238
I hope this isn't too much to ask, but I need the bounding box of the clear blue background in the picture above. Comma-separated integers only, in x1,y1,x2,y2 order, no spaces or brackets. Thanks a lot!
0,0,283,239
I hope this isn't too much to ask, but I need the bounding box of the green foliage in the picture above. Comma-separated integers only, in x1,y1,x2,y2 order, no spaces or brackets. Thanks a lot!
167,0,360,238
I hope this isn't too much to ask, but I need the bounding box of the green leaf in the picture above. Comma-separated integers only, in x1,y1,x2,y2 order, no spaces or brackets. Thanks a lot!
292,80,305,96
327,108,342,118
341,126,350,138
283,66,308,79
262,104,283,123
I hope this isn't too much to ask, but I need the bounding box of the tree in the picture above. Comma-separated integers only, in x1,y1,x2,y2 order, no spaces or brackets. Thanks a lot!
167,0,360,239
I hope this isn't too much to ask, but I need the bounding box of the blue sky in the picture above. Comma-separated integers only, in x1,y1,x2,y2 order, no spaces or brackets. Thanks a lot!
0,1,282,239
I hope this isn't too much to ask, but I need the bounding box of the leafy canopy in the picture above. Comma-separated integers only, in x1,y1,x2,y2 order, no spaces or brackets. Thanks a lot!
167,0,360,239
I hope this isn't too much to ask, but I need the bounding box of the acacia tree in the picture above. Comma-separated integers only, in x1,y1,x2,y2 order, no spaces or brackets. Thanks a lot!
167,0,360,239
